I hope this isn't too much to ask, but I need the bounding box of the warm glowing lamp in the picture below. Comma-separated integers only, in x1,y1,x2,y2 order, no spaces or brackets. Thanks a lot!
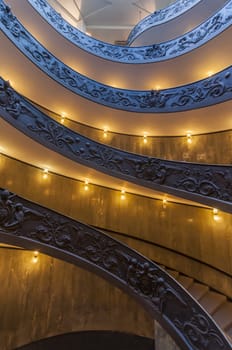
60,112,66,124
143,133,148,144
84,179,89,191
32,250,39,263
103,127,108,138
43,168,49,179
186,133,192,144
120,189,126,200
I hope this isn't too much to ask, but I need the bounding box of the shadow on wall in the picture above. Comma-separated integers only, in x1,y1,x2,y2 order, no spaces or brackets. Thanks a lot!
16,331,154,350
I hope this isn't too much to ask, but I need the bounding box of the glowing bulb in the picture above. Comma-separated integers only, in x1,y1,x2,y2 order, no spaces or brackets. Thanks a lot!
103,127,108,138
42,168,49,179
143,133,148,144
60,112,66,124
162,198,167,209
84,179,89,191
186,133,192,144
207,71,214,77
212,208,220,221
120,189,126,200
32,250,39,263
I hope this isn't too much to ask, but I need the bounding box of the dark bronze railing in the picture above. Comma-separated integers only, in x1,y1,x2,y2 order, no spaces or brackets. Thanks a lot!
0,189,231,350
0,77,232,212
0,1,232,112
127,0,201,45
27,0,231,63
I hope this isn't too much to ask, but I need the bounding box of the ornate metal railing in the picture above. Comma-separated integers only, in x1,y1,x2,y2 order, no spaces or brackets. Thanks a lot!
0,189,231,350
0,1,232,112
0,77,232,213
127,0,201,45
26,0,232,63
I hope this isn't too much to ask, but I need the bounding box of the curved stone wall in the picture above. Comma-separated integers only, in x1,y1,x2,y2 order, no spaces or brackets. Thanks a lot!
0,248,153,350
0,154,231,286
0,190,230,350
128,0,201,44
24,0,232,63
39,105,232,165
1,81,232,212
130,0,226,46
0,1,232,112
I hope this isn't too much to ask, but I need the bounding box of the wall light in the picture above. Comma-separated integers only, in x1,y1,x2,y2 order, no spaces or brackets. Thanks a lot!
143,133,148,144
32,250,39,263
60,112,66,124
207,71,214,77
186,133,192,144
103,127,108,138
162,198,167,209
42,168,49,179
120,189,126,200
84,179,89,191
213,208,220,221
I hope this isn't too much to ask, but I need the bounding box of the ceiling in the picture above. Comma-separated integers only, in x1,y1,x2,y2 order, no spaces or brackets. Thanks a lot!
50,0,175,43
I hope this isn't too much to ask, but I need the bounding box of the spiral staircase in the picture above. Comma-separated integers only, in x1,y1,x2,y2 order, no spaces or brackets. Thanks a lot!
0,0,231,349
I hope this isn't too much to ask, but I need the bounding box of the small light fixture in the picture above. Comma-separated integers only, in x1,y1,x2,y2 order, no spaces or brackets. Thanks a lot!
84,179,89,191
60,112,66,124
103,127,108,138
207,71,214,77
186,133,192,144
120,189,126,200
143,133,148,144
32,250,39,263
42,168,49,179
162,198,167,209
213,208,220,221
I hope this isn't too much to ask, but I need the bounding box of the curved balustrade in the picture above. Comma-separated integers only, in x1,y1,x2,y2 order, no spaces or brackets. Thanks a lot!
129,0,227,47
5,0,230,92
1,78,232,212
0,1,232,113
127,0,201,45
34,102,232,165
0,189,231,350
25,0,232,63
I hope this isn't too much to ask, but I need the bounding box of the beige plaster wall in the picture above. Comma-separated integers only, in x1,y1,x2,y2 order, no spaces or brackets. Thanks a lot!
0,248,153,350
0,155,231,296
43,108,232,164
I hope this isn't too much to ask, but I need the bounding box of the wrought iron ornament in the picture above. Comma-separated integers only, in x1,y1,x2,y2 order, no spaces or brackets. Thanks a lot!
28,0,232,63
127,0,201,45
0,1,232,112
0,77,232,211
0,189,231,350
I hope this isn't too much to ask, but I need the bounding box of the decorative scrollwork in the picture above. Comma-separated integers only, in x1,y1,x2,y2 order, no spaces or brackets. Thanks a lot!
0,76,232,212
1,1,232,112
0,189,231,350
27,0,232,63
127,0,201,45
0,189,43,230
175,309,227,349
